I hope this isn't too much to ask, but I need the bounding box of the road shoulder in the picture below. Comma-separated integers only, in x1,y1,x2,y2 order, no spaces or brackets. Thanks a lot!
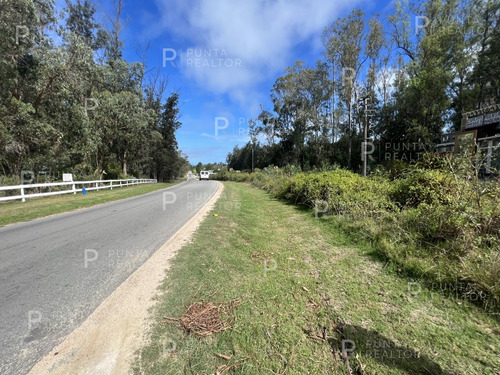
27,182,223,375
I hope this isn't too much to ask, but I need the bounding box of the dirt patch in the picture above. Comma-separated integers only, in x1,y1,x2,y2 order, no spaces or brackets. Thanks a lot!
28,182,224,375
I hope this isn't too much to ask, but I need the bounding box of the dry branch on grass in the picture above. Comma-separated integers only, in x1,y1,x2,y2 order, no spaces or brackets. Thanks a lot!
163,298,242,336
215,362,243,374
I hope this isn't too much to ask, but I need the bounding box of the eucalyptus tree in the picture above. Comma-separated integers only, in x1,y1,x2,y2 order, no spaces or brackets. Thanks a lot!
152,93,184,181
0,0,188,181
468,0,500,109
386,0,462,147
256,107,277,146
324,9,366,168
0,0,57,177
65,0,106,51
365,16,384,100
270,61,307,166
322,24,340,147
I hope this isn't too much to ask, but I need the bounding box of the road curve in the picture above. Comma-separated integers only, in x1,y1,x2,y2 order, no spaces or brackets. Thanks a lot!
0,177,219,375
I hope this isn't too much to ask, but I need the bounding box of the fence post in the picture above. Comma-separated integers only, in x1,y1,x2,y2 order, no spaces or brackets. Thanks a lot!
72,183,76,194
96,182,99,191
21,186,26,202
110,181,113,190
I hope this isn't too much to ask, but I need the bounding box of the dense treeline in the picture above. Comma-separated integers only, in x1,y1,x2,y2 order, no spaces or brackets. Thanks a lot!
0,0,189,183
227,0,500,172
192,162,225,174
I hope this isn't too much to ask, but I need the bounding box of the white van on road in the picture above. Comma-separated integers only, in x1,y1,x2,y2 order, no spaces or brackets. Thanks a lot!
200,170,210,180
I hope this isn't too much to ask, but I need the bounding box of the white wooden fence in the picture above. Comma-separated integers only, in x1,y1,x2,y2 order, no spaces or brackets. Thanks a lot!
0,178,157,202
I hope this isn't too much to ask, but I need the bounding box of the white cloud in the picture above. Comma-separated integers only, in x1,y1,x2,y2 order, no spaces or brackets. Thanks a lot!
151,0,358,108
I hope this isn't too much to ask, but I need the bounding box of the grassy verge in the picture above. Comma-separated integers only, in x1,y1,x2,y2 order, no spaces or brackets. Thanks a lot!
0,181,181,226
134,182,500,374
214,167,500,310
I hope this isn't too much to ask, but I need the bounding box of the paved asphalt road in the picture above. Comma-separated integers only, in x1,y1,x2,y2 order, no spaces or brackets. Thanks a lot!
0,176,219,375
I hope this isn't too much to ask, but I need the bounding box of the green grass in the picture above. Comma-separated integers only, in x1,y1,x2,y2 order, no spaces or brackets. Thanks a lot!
133,182,500,375
0,181,181,226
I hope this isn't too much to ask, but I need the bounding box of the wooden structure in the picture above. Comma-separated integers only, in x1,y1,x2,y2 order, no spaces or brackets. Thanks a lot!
436,104,500,173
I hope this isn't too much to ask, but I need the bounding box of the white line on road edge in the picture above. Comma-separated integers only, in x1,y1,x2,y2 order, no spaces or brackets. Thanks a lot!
28,182,224,375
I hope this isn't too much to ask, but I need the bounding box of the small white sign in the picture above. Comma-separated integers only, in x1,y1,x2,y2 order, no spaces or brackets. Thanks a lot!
63,173,73,182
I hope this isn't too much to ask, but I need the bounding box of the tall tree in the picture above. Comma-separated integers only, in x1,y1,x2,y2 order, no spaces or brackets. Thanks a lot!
326,9,366,168
65,0,105,50
153,93,183,181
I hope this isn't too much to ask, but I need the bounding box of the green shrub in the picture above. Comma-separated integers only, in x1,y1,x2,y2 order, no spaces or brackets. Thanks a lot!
277,170,396,218
390,168,455,207
281,164,302,176
0,175,21,197
214,162,500,310
0,175,20,186
211,171,230,181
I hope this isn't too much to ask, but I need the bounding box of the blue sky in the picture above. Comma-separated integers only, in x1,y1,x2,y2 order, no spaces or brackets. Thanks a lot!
59,0,395,164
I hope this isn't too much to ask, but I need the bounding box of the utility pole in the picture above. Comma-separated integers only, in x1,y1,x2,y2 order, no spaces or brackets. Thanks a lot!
363,97,368,177
332,60,336,145
249,119,256,173
358,96,372,177
252,143,254,173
